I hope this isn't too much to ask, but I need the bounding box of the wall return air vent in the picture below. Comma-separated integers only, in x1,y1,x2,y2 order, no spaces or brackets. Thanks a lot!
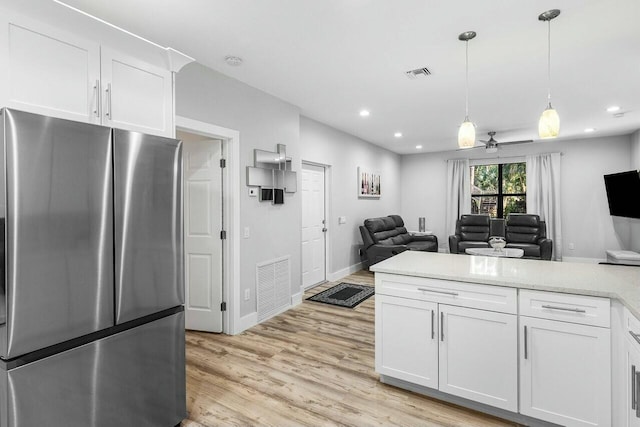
405,67,432,79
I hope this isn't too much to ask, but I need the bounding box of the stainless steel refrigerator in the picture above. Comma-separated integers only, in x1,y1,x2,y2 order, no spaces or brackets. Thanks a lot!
0,109,185,427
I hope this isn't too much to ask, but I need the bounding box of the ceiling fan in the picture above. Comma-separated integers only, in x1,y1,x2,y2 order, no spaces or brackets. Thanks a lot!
476,131,534,153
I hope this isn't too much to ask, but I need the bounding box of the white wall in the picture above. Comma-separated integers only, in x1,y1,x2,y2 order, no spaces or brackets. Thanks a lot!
300,116,402,277
400,134,634,260
176,63,302,318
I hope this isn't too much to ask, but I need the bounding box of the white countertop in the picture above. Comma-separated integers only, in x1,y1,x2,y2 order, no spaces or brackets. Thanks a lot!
370,251,640,318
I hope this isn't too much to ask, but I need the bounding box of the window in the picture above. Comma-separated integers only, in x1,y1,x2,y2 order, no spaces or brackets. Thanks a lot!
470,162,526,218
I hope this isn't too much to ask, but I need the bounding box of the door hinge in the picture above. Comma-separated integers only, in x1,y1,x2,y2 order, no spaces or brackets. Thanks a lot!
221,302,227,311
220,158,226,168
220,230,227,240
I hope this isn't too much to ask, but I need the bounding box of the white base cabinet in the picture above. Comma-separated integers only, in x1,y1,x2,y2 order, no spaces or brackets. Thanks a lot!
375,295,438,388
519,316,611,427
439,304,518,412
375,274,518,413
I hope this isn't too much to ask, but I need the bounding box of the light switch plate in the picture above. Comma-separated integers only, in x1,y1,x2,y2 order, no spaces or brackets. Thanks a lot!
338,216,347,224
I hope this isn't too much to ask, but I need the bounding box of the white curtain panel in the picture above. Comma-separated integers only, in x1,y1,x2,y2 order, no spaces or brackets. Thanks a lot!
526,153,562,261
445,159,471,249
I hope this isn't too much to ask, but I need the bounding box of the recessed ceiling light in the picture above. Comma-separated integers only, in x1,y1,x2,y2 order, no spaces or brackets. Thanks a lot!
359,110,370,117
606,106,620,113
416,145,423,149
224,55,243,66
584,128,596,133
394,132,403,138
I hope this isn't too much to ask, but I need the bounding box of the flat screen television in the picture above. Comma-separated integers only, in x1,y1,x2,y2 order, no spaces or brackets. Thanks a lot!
604,170,640,218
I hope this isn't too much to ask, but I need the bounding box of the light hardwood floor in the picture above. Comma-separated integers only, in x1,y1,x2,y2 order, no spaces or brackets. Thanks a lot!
182,270,517,427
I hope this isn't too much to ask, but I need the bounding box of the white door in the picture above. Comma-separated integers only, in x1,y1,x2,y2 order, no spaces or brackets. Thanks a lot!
2,19,101,124
183,137,223,332
520,316,611,427
375,295,439,388
301,163,326,288
101,47,173,137
438,304,518,412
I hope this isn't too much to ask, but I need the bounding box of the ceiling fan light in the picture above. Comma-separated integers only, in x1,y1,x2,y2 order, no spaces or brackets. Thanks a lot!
458,119,476,148
485,146,498,154
538,106,560,139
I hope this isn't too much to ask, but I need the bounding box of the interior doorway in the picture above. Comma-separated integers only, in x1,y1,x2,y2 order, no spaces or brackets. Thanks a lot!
301,163,327,289
176,116,240,335
179,130,224,332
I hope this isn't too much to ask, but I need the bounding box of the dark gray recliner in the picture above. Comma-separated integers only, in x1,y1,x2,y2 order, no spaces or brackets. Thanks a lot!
504,214,553,260
448,214,498,254
359,215,438,267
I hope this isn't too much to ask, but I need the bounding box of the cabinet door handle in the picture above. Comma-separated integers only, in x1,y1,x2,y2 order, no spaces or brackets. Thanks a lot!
541,304,586,313
633,365,637,410
92,80,100,117
636,371,640,418
440,311,444,341
431,309,435,340
417,288,459,297
524,325,528,360
630,331,640,346
105,83,112,119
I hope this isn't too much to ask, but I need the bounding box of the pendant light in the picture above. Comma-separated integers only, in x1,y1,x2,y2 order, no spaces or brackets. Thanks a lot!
458,31,476,149
538,9,561,139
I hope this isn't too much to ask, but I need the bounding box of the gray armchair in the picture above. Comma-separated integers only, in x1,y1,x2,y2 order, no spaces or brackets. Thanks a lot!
359,214,438,267
505,214,553,260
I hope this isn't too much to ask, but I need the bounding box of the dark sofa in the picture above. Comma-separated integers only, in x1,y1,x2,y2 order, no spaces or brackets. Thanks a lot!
504,214,553,260
359,214,438,267
448,214,504,254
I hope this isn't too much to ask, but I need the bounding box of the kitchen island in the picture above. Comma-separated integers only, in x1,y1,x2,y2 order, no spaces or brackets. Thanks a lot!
370,251,639,427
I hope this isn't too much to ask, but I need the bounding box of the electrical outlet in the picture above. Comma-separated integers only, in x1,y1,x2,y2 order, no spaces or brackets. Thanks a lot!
244,289,250,301
248,188,257,197
568,243,575,250
243,227,250,238
338,216,347,224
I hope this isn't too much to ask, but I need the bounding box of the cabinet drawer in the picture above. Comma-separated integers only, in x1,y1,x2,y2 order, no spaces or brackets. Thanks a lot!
375,273,517,314
519,289,610,328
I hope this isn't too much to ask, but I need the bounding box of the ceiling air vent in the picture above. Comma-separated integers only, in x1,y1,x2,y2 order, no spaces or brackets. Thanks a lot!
405,67,432,79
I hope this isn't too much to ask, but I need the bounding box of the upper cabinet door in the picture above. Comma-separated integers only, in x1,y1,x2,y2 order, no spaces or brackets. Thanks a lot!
101,47,173,137
3,20,101,124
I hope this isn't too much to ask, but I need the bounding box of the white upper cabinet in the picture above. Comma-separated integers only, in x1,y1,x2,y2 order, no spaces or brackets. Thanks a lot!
3,21,101,124
0,11,181,138
101,47,173,136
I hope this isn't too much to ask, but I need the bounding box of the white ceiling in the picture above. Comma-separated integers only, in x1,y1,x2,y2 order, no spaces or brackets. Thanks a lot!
11,0,640,154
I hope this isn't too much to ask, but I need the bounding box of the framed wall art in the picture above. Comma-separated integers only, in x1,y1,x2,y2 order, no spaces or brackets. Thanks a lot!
358,167,381,198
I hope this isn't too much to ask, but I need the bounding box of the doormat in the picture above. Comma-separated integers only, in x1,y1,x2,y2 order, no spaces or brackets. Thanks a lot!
306,283,374,309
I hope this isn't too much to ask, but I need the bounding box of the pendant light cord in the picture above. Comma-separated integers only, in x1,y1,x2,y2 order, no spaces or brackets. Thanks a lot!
465,40,469,119
547,20,552,105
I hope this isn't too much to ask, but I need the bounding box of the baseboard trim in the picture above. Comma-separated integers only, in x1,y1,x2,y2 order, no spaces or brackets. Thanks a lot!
562,256,605,264
291,291,303,306
327,262,363,282
234,312,258,335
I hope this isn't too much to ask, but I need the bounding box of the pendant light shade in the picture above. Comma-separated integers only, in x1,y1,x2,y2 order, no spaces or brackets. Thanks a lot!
458,31,476,149
538,9,561,139
538,104,560,138
458,119,476,148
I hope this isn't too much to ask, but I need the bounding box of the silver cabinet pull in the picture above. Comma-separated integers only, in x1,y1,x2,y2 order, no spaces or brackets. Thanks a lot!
636,371,640,418
440,311,444,341
630,331,640,346
431,309,435,340
541,304,586,313
418,288,459,297
92,80,100,117
105,83,112,119
633,365,637,410
524,325,528,360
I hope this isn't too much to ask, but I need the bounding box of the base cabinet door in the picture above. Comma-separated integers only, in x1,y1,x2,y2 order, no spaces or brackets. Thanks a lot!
520,316,611,427
438,304,518,412
375,295,438,388
625,337,640,427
